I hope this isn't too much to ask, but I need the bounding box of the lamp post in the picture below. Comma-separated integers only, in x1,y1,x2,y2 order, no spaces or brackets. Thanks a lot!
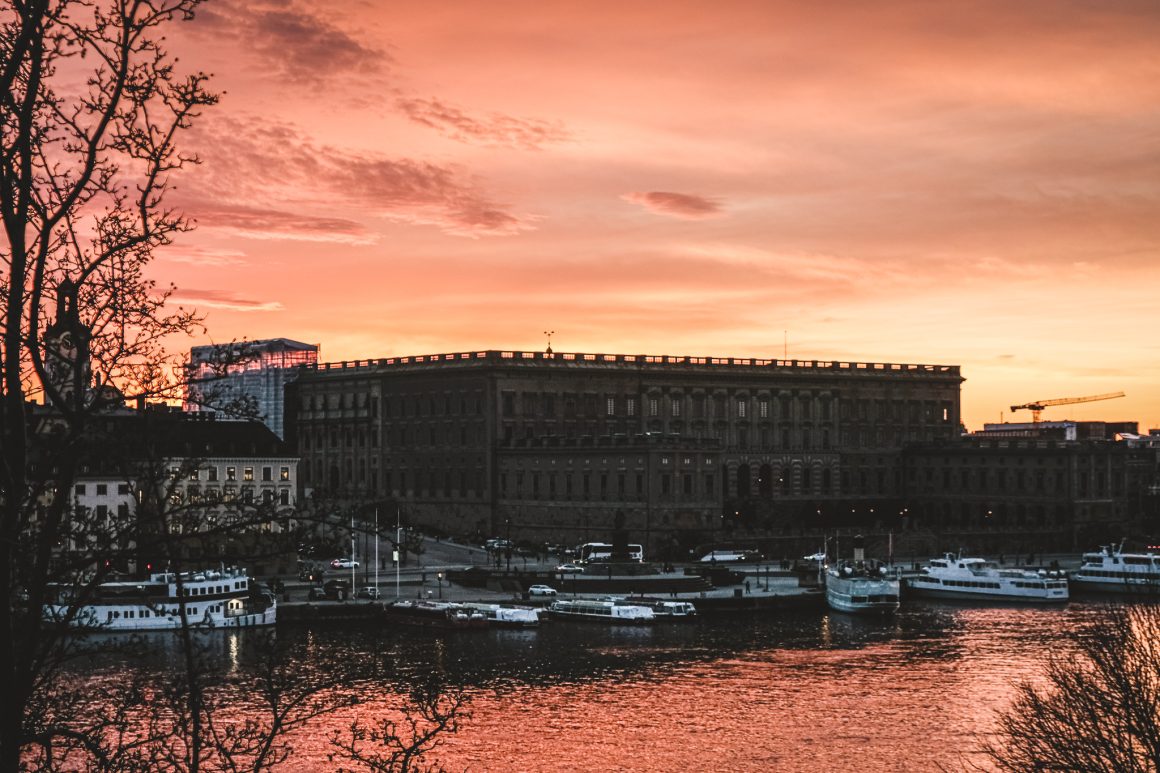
505,517,512,572
437,572,443,599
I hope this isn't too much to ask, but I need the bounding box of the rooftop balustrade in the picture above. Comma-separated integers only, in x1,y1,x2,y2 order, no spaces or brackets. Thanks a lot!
303,349,960,378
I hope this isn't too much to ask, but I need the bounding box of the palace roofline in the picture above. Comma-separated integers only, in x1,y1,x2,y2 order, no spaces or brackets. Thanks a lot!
299,349,962,379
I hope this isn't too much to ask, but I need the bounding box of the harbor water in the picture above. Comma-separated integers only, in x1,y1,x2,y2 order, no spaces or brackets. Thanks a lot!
74,600,1118,772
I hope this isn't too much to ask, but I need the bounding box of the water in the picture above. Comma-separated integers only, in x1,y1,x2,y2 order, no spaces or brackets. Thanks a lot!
72,601,1115,772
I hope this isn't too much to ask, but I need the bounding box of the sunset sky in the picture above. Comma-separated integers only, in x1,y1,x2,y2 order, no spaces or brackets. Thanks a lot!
160,1,1160,431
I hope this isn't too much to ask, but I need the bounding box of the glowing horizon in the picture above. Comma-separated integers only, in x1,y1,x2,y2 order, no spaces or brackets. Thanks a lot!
155,1,1160,432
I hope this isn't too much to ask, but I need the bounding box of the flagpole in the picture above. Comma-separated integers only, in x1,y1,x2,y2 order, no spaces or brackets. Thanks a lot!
395,507,401,600
350,511,356,589
375,507,380,594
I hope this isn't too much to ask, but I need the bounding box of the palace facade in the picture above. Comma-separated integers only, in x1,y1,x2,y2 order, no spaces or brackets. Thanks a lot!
285,349,964,553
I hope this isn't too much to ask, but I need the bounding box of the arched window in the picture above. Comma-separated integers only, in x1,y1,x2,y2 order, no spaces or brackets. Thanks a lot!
736,464,751,499
758,464,773,497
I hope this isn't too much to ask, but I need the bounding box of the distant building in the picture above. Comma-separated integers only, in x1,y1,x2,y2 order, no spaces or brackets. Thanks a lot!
184,338,318,439
903,432,1160,551
60,407,299,573
975,421,1140,442
285,348,963,550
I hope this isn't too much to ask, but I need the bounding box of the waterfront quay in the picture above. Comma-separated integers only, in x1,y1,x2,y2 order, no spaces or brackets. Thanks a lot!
274,534,1085,624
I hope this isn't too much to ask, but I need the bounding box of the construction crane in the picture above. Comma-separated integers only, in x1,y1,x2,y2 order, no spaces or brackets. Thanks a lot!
1009,391,1125,423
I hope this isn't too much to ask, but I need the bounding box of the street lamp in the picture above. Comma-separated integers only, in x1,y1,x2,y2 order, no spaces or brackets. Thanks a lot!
437,572,443,599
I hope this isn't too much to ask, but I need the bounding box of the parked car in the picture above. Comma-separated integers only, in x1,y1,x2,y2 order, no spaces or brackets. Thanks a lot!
330,558,360,569
307,586,327,601
557,563,584,572
528,584,557,597
356,586,380,600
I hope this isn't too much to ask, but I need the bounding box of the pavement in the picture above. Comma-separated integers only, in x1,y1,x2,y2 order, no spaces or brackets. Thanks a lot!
278,536,1086,606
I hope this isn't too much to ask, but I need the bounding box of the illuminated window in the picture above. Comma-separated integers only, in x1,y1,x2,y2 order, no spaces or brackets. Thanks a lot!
244,467,254,482
737,401,747,418
280,467,290,481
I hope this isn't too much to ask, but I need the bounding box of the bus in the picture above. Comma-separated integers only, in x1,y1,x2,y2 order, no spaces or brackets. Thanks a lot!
578,542,644,563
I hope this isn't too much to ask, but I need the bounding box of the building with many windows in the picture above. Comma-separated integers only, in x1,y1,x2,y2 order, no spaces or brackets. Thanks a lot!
185,338,319,439
286,349,963,552
901,433,1160,552
61,408,299,572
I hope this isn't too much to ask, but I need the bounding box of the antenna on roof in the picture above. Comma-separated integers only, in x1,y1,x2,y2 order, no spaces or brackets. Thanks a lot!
544,330,555,355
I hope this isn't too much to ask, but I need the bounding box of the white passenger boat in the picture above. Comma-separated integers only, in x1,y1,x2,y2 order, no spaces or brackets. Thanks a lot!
906,553,1068,603
546,598,655,624
826,564,901,615
463,603,541,628
824,537,899,615
1071,543,1160,595
624,597,697,621
44,567,276,631
383,600,489,630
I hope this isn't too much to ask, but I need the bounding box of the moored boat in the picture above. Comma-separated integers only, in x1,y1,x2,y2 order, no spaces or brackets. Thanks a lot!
906,553,1068,603
624,597,698,620
44,567,276,631
382,600,488,630
1071,543,1160,595
463,603,540,628
546,598,655,624
825,536,899,615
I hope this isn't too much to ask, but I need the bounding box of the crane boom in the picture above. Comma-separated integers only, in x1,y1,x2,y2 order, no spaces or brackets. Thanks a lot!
1009,391,1125,423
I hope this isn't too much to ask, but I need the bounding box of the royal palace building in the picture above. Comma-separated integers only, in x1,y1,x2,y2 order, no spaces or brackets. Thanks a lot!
285,349,964,553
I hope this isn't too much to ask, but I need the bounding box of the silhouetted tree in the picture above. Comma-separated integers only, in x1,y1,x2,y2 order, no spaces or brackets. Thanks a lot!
982,604,1160,771
1,2,464,768
329,677,470,773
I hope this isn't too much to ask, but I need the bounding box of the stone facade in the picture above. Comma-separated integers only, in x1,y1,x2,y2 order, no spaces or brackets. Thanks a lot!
901,436,1160,553
286,350,963,552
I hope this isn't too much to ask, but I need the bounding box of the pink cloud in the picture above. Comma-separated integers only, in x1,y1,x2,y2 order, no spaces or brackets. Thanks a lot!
193,0,387,86
183,202,375,245
182,116,533,238
622,191,724,220
395,96,570,150
170,288,284,313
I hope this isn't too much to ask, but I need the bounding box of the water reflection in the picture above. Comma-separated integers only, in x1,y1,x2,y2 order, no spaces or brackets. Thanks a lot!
63,602,1123,771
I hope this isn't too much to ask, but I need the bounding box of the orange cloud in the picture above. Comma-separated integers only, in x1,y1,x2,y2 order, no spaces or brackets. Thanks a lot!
171,289,284,313
395,96,570,150
622,192,724,219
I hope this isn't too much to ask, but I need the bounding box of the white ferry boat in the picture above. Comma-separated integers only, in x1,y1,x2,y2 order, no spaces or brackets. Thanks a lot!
623,597,698,621
546,598,656,624
1071,543,1160,595
825,537,899,615
906,553,1068,603
826,564,901,615
463,603,541,628
44,568,276,631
